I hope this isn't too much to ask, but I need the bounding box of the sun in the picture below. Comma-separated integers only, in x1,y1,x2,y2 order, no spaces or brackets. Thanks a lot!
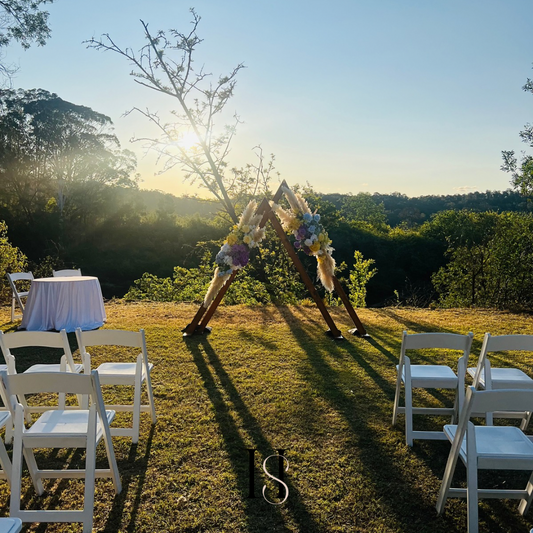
177,131,199,150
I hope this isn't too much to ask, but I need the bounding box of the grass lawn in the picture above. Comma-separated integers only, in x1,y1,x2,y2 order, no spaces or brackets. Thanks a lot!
1,302,533,532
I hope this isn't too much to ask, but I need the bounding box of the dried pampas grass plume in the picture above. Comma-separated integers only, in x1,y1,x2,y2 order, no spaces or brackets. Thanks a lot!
317,254,336,293
238,200,257,228
270,202,294,231
203,268,232,308
282,187,311,215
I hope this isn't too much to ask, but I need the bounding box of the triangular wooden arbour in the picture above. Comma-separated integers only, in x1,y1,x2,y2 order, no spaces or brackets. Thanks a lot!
183,181,368,339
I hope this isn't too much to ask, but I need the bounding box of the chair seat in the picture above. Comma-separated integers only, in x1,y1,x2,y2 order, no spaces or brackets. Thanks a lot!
97,362,153,384
25,364,84,374
444,424,533,464
27,409,115,440
467,367,533,389
0,412,11,428
400,364,458,388
0,517,22,533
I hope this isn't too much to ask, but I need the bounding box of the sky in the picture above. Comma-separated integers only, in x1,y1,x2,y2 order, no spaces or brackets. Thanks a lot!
2,0,533,198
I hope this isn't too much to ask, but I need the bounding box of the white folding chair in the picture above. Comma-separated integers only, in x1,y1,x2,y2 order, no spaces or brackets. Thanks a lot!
0,330,86,420
392,330,474,446
6,272,33,322
1,370,121,533
436,386,533,533
468,333,533,427
76,328,156,444
52,269,82,277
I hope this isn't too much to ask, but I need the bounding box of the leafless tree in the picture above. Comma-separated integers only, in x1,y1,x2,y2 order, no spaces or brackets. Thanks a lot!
87,9,276,223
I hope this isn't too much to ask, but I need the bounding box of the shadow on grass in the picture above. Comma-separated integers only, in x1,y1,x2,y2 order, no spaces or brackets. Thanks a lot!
102,425,156,532
276,305,475,533
186,335,322,533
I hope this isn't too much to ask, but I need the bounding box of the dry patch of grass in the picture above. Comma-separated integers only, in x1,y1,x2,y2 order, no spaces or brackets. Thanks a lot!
0,303,533,532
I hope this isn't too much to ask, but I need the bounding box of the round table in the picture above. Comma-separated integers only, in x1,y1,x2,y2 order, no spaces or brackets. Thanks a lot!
19,276,106,332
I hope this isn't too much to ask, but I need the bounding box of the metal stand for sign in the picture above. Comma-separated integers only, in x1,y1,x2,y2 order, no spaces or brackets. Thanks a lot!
183,181,368,339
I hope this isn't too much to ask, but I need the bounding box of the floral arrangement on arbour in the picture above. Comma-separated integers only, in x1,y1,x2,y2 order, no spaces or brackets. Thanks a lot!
203,200,266,307
271,186,336,292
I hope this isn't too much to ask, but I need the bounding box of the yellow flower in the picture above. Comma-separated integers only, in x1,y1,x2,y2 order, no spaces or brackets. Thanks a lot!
227,234,238,245
243,235,252,244
310,242,321,253
242,225,251,233
288,219,300,231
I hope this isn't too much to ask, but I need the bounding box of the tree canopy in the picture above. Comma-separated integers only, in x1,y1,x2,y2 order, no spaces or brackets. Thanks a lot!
0,88,137,222
0,0,53,78
502,65,533,195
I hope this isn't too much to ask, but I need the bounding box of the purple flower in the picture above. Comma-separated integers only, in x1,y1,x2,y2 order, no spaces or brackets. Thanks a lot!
229,244,249,268
294,241,301,249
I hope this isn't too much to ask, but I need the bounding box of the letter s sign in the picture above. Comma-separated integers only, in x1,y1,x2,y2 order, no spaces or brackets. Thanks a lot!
262,454,289,505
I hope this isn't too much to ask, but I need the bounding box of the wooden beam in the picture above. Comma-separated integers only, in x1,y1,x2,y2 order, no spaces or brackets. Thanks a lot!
198,270,238,332
332,276,368,336
267,210,343,339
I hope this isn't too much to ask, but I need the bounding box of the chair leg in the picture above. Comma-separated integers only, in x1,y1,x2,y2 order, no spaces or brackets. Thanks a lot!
0,437,11,488
82,405,97,533
392,371,402,426
466,423,479,533
146,367,157,425
10,295,15,323
10,405,24,519
133,359,143,444
518,471,533,515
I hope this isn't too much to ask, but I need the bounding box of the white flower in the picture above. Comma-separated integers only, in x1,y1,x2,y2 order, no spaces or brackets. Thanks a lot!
221,243,231,253
223,255,233,265
311,234,318,242
304,239,313,247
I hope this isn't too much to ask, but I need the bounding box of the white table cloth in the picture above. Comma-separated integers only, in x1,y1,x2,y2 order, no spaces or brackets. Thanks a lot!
20,276,106,333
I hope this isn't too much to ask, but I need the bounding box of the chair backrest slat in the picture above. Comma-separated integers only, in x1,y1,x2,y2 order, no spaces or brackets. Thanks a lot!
0,330,78,372
3,371,94,396
403,332,473,351
52,269,81,277
77,329,143,349
486,334,533,353
469,387,533,414
0,330,69,350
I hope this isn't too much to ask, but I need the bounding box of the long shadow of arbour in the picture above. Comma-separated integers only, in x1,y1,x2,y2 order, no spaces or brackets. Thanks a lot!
185,336,321,533
275,305,478,533
102,426,155,532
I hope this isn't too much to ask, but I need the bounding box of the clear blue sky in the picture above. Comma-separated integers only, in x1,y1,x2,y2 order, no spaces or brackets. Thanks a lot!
3,0,533,198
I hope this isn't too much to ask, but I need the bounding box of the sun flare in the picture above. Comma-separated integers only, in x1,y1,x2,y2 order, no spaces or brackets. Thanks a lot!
177,131,199,150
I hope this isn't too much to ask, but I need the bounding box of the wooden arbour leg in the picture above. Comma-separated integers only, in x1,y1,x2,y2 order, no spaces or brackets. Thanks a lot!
332,276,368,337
183,194,278,337
266,209,343,339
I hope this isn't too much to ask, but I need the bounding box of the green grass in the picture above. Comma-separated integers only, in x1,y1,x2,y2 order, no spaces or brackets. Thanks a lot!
1,303,533,532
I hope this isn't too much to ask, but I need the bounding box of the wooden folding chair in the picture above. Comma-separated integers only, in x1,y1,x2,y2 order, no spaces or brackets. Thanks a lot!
392,331,473,446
